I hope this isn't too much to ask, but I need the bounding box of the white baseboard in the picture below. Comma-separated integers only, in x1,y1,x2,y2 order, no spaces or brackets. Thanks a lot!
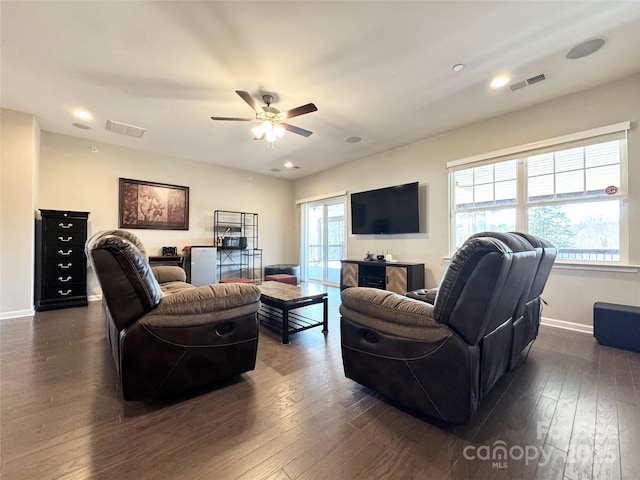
541,316,593,335
0,307,35,320
1,296,102,320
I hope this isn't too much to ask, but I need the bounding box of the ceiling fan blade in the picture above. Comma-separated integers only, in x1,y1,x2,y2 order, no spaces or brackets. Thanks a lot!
210,116,253,121
282,103,317,119
281,123,313,137
236,90,264,114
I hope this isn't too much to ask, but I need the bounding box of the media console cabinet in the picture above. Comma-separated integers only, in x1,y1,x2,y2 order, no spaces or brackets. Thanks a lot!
340,259,425,295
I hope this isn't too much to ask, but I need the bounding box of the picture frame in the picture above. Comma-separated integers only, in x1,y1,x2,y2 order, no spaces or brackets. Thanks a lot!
118,178,189,230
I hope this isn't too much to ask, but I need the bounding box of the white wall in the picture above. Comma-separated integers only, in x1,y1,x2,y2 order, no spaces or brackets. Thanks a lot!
0,109,40,317
294,73,640,329
2,74,638,325
38,132,297,298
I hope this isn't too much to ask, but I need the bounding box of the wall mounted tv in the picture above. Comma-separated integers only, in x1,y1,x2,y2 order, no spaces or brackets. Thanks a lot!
350,182,420,234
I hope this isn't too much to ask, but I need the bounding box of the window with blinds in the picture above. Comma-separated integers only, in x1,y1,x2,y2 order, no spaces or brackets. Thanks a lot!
449,124,628,262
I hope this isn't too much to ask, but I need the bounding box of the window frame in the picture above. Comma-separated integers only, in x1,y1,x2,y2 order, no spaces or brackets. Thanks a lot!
448,122,630,265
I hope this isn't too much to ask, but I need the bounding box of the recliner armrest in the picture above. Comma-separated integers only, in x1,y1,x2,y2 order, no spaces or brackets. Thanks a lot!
152,266,187,284
406,288,438,304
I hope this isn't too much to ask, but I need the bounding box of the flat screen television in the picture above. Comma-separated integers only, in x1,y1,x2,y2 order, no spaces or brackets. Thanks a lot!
350,182,420,234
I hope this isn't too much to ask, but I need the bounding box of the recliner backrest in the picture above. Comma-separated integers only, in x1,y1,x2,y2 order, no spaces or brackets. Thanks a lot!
86,232,162,331
469,231,539,323
433,235,537,346
90,228,148,256
511,232,556,301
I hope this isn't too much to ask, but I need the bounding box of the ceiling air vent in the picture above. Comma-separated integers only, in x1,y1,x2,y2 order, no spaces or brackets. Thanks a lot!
509,73,547,92
105,120,146,138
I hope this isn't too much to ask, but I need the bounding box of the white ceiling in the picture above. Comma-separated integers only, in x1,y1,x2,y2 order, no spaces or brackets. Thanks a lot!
2,1,639,179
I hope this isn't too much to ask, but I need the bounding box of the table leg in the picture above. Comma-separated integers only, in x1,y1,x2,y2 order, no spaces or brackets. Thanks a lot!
282,306,289,344
322,296,328,333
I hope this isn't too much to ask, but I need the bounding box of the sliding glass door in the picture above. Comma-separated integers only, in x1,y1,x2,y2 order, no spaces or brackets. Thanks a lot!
305,197,345,285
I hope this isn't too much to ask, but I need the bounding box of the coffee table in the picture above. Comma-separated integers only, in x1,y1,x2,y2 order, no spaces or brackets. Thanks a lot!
257,281,328,344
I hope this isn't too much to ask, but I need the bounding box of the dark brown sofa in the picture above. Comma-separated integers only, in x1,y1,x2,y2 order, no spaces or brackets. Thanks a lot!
86,230,261,401
340,233,546,423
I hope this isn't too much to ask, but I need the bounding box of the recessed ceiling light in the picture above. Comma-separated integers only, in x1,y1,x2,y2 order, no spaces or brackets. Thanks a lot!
345,136,362,144
72,122,92,130
452,64,464,72
270,168,281,172
567,38,605,59
284,161,294,169
490,75,510,88
73,110,92,121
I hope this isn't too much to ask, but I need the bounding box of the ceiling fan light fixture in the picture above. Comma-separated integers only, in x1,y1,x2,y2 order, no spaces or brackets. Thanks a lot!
274,124,286,139
211,91,317,148
265,131,277,143
261,120,273,133
252,125,264,139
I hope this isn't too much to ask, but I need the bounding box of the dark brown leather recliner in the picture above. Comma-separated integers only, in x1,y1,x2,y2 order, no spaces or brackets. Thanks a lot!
340,233,540,423
86,230,261,401
406,232,556,368
509,232,556,368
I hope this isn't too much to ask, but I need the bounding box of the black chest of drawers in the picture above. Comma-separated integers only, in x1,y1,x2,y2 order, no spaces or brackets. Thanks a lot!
35,209,90,311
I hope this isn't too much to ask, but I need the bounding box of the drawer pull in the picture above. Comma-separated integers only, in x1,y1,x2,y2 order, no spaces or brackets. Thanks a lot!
58,290,72,296
58,223,74,229
58,263,73,269
58,276,73,282
58,236,73,242
58,249,73,256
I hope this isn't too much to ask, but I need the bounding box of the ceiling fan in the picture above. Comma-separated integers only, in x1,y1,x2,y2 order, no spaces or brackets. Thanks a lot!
210,90,318,144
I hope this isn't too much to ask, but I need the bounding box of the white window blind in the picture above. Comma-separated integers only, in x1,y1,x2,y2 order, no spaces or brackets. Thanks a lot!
449,124,629,263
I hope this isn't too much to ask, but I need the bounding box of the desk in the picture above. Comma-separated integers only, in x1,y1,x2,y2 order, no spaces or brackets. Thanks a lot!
148,255,183,268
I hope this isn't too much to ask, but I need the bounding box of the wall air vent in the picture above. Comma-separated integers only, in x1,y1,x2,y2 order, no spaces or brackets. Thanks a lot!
509,73,547,92
105,120,146,138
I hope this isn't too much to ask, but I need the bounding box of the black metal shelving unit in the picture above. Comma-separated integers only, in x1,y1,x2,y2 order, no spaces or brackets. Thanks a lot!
213,210,262,281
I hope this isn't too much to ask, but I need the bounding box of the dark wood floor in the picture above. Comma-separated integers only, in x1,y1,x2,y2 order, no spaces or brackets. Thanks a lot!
1,287,639,480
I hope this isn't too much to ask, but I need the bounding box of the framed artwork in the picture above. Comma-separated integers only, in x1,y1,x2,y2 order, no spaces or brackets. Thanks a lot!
118,178,189,230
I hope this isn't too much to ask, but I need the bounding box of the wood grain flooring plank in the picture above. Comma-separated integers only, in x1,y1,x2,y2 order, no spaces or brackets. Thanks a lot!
617,400,640,480
613,349,636,405
563,369,598,480
1,292,638,480
544,363,581,454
